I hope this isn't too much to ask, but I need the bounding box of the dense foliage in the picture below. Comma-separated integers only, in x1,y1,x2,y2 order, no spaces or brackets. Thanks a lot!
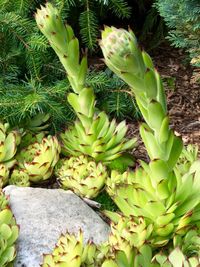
0,0,139,129
155,0,200,66
0,72,139,132
53,0,131,51
0,0,131,83
0,0,56,82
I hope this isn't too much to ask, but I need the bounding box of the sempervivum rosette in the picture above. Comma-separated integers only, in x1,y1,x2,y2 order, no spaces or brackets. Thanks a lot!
42,230,100,267
55,155,107,198
9,169,30,187
16,135,60,182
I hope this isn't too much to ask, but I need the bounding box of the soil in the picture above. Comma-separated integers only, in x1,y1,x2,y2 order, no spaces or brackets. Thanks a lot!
127,43,200,161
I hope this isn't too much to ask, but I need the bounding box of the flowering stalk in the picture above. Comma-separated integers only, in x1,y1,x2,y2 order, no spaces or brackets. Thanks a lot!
35,3,87,93
100,26,183,168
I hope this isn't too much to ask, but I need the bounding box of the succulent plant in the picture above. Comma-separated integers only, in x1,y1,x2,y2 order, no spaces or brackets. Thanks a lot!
100,27,183,167
55,155,107,198
0,164,9,187
0,122,21,186
0,209,19,266
42,231,83,267
100,26,197,247
102,245,154,267
0,192,19,266
35,3,87,94
9,169,30,187
104,211,153,260
175,144,199,176
152,247,200,266
20,113,50,133
173,229,200,256
60,88,136,163
41,230,100,267
16,135,60,182
106,159,200,247
0,122,21,163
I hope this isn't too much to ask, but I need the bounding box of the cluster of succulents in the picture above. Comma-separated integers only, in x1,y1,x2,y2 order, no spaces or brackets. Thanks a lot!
30,2,137,201
34,5,200,266
41,230,200,267
0,113,135,199
34,4,200,267
0,128,61,187
0,5,136,199
0,120,63,188
0,3,197,266
106,160,200,245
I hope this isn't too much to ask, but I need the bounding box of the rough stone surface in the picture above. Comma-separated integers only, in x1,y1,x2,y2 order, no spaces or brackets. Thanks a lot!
4,186,110,267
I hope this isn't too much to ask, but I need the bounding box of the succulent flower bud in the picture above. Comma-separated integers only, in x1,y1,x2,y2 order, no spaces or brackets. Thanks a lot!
100,26,146,76
16,135,60,182
101,27,137,57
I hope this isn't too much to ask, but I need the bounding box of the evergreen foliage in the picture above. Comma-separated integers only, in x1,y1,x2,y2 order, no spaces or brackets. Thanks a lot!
0,79,74,132
53,0,131,51
0,0,162,82
0,0,66,82
140,6,165,50
155,0,200,66
0,70,139,132
90,69,141,120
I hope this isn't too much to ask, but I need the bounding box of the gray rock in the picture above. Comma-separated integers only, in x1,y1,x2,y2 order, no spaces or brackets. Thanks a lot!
4,186,110,267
